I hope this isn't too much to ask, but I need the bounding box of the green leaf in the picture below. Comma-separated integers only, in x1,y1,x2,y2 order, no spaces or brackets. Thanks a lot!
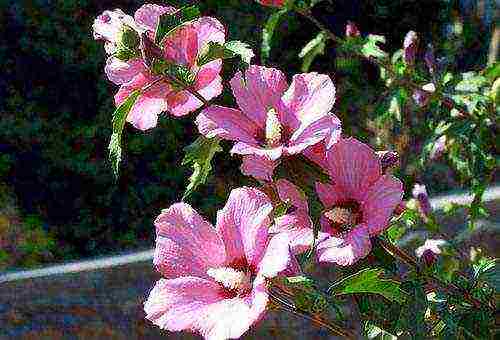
155,5,200,44
181,136,222,200
397,280,428,337
361,34,387,60
299,31,327,72
224,41,255,69
261,8,288,63
108,90,140,178
329,268,406,303
198,41,254,69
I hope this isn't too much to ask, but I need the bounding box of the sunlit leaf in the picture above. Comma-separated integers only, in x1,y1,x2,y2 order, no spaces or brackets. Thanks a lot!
155,6,200,44
261,8,288,63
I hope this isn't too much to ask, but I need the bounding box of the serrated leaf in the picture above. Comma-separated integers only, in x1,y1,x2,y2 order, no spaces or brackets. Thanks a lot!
329,268,406,303
108,90,140,178
361,34,387,60
155,5,200,44
224,41,255,69
181,136,222,200
198,41,254,69
299,31,327,72
261,8,288,63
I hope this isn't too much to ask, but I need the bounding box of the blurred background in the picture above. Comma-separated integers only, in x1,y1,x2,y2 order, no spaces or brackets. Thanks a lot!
0,0,497,271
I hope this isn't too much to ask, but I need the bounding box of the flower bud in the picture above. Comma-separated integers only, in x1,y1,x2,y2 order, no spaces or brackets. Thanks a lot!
403,31,418,65
412,89,430,107
376,150,399,173
412,183,432,219
345,21,361,37
424,44,436,75
415,239,447,267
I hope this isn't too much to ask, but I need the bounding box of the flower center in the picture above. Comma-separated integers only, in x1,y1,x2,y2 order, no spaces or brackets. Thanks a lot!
324,200,363,233
265,108,282,147
207,266,252,295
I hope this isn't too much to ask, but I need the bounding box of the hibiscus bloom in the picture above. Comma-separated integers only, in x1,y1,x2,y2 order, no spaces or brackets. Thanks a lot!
315,138,404,265
270,138,403,265
93,4,225,130
196,65,341,180
144,187,291,340
256,0,286,7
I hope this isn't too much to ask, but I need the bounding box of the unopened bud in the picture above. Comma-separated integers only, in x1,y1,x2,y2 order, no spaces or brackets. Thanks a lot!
412,89,430,107
415,239,447,267
377,150,399,173
345,21,360,37
403,31,418,65
412,183,432,218
421,249,438,266
424,44,436,74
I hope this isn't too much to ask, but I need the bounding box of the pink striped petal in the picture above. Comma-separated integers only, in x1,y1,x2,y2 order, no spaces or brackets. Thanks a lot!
230,65,289,128
275,179,308,211
193,17,226,48
256,233,292,278
114,73,172,131
154,203,226,278
216,187,273,267
282,72,336,123
362,174,403,235
163,24,198,67
134,4,176,32
287,113,341,154
303,142,329,170
231,142,283,161
315,182,349,208
326,138,382,201
196,105,260,144
240,155,277,182
317,224,372,266
105,57,145,85
144,277,223,332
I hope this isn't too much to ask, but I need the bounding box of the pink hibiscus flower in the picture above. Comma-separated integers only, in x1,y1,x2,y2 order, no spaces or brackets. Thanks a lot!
93,4,226,130
144,187,292,340
196,65,341,180
315,138,404,266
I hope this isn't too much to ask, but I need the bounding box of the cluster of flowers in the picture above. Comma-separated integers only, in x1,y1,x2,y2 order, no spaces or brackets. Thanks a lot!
94,3,403,340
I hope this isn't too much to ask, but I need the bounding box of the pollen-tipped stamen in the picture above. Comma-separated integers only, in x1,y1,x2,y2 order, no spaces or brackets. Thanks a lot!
265,108,282,147
207,267,251,292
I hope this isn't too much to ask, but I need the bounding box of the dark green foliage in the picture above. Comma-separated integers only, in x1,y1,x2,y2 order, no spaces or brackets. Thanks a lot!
155,5,200,44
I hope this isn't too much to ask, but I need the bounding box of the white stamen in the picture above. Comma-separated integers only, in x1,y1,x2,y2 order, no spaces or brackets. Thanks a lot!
265,108,282,147
324,207,358,227
207,267,250,291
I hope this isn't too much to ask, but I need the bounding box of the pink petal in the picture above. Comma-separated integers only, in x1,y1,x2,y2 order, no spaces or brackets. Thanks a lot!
231,142,283,161
272,212,329,254
105,57,145,85
362,174,403,235
134,4,176,32
93,9,136,43
216,187,273,267
199,277,268,340
114,73,172,131
326,138,382,201
282,72,336,123
275,179,308,211
154,203,226,278
303,142,329,170
163,24,198,67
144,277,223,332
230,65,288,128
317,224,372,266
193,17,226,49
196,105,260,144
287,113,341,154
195,59,223,90
315,182,349,208
240,155,277,182
256,233,292,278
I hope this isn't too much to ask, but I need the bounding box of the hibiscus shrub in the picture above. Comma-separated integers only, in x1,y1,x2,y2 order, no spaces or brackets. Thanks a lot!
93,1,497,339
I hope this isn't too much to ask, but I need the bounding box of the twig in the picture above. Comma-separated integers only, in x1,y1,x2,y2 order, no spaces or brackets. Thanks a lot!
268,292,356,339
